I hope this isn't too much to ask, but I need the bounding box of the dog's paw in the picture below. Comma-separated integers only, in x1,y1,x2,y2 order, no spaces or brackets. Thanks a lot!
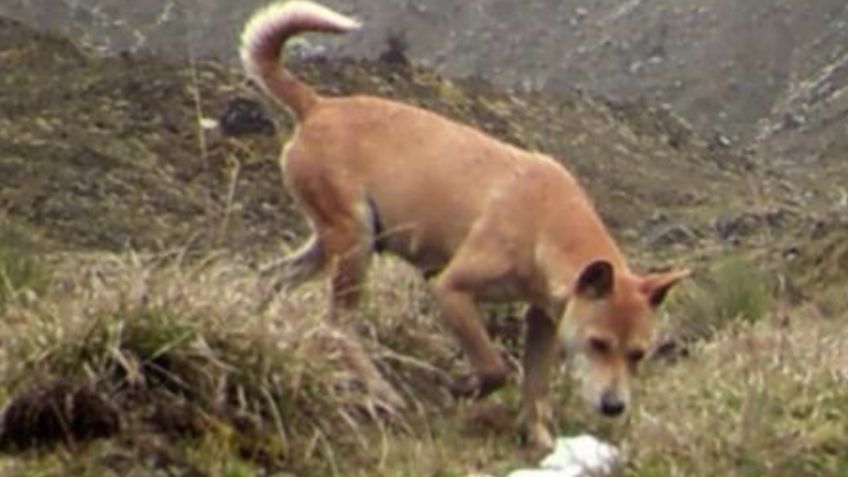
449,371,508,400
449,374,480,399
463,401,514,435
519,422,555,458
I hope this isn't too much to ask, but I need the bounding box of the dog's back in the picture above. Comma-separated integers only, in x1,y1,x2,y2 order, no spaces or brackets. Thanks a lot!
288,94,587,270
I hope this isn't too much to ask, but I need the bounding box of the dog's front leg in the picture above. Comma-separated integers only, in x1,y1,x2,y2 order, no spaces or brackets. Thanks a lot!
432,275,510,399
520,306,559,451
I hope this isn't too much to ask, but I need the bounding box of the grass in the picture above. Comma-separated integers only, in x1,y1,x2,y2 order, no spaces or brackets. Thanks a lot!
669,256,774,341
0,252,389,474
624,321,848,477
0,227,46,311
0,250,846,476
0,251,509,476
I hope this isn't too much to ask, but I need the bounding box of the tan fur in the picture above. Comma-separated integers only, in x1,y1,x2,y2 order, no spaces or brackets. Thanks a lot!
242,1,689,450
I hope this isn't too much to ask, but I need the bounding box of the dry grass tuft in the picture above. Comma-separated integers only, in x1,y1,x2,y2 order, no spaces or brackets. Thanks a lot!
0,250,461,475
625,320,848,477
1,248,847,476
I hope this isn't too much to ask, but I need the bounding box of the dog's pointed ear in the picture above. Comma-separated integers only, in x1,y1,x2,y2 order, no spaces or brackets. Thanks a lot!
640,269,691,308
575,260,615,300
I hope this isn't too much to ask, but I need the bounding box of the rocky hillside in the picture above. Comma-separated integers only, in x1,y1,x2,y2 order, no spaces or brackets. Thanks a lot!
3,0,848,153
4,7,846,307
5,6,846,295
0,15,772,262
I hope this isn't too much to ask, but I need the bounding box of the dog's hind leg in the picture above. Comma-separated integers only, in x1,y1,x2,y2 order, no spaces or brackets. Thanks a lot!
280,141,402,407
279,234,325,282
295,192,404,409
320,215,407,410
259,234,326,300
322,217,373,320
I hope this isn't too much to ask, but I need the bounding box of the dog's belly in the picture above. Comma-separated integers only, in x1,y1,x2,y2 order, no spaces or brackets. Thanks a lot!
379,238,529,302
375,220,455,276
471,279,528,303
366,179,488,276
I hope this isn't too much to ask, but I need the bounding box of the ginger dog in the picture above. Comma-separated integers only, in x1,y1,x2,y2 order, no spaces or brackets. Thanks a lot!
241,0,689,449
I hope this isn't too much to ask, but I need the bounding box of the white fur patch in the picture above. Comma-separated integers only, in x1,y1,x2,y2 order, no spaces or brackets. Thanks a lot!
240,0,360,78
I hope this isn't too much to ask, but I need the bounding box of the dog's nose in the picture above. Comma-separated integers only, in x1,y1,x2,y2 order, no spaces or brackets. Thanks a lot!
600,394,625,417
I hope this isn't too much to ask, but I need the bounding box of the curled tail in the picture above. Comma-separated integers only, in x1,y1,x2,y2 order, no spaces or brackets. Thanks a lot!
239,1,360,120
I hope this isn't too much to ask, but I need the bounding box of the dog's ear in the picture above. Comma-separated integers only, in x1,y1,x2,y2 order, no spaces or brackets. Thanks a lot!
640,269,691,308
575,259,615,300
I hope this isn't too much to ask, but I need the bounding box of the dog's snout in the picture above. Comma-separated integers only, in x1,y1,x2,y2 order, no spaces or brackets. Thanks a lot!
599,393,625,417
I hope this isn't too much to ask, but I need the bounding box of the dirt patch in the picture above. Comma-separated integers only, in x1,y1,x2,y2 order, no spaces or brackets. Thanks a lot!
0,380,120,450
0,16,300,253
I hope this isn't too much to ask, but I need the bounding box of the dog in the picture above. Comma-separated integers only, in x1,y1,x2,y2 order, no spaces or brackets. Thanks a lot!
240,0,689,450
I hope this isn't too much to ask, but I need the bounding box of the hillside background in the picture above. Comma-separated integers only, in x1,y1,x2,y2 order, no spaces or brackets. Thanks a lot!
4,0,848,153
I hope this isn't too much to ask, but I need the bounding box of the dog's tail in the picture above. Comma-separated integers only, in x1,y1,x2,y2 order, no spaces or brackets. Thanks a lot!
240,1,360,120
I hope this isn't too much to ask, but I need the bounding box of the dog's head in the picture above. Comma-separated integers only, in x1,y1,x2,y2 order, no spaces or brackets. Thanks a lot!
560,260,689,418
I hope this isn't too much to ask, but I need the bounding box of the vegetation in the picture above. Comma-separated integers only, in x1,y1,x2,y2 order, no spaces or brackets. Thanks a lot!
0,251,846,476
670,257,774,341
0,228,45,312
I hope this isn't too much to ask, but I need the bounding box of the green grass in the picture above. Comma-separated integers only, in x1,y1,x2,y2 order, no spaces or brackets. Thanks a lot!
670,256,774,340
0,227,46,311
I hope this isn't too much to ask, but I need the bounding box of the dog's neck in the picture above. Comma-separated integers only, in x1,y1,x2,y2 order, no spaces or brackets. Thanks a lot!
538,227,630,307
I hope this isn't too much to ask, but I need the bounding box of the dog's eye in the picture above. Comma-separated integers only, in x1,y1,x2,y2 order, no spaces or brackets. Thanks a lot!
627,349,646,365
588,337,612,355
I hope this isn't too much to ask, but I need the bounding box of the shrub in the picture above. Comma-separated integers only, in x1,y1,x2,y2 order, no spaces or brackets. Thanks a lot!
671,257,773,340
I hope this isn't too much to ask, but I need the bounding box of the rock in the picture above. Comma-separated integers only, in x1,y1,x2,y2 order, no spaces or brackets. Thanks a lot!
644,223,698,248
714,209,793,242
217,97,275,136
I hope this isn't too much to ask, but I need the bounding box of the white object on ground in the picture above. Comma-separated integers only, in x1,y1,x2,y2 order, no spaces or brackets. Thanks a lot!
506,470,575,477
199,117,219,130
505,434,620,477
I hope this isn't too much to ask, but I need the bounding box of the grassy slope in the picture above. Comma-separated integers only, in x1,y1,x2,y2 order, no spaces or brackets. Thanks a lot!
2,16,848,477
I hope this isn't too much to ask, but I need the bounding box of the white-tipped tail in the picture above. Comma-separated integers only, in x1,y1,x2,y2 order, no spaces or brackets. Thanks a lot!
239,1,361,119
